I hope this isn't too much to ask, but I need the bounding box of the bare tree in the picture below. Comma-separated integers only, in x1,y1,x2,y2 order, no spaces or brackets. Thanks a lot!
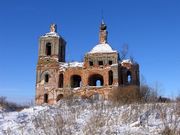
120,43,128,61
176,94,180,102
139,76,159,103
0,96,6,106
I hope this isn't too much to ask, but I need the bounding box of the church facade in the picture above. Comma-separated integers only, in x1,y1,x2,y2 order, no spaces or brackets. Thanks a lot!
35,22,140,105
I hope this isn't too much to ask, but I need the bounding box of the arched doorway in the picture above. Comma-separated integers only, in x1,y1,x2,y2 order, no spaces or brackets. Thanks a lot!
56,94,63,102
88,74,104,86
58,74,64,88
44,74,49,83
70,75,82,88
44,93,48,103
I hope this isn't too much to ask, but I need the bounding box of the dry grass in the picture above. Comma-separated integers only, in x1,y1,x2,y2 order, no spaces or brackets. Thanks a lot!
110,85,140,104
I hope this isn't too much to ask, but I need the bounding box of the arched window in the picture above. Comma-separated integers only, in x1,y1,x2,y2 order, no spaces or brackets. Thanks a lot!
44,74,49,83
108,70,113,85
70,75,82,88
127,71,132,84
44,94,48,103
89,61,93,66
58,74,63,88
46,43,51,56
88,74,104,86
56,94,63,102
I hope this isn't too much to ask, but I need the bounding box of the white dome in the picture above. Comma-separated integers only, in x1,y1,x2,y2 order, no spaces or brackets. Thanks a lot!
89,43,116,54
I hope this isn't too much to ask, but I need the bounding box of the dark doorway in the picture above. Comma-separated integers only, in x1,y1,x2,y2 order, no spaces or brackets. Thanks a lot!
56,94,63,102
58,74,64,88
71,75,82,88
88,74,104,86
44,94,48,103
108,70,113,85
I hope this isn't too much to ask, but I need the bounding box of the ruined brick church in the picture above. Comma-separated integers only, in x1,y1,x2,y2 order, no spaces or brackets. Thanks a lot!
35,22,140,105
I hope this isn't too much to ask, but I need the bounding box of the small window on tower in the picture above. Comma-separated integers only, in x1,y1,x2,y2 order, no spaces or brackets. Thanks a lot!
109,60,113,65
89,61,93,66
44,74,49,83
98,61,103,66
46,43,51,56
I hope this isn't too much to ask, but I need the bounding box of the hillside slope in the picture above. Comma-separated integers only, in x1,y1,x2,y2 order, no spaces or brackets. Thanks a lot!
0,99,180,135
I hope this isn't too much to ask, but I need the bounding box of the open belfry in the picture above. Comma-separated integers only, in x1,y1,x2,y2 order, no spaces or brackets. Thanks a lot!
35,21,140,105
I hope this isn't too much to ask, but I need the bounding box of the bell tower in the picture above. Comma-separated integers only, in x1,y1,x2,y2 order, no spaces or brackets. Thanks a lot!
36,24,66,104
38,24,66,62
99,20,108,44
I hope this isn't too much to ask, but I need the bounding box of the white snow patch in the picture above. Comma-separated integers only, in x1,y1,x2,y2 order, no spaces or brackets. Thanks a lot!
0,100,179,135
42,32,60,37
59,62,83,71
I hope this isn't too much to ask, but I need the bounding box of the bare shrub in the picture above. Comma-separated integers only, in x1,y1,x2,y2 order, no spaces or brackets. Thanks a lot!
110,85,140,104
140,84,158,103
157,103,180,135
161,120,180,135
161,126,177,135
0,96,29,111
176,95,180,102
84,113,106,134
0,96,7,107
110,83,160,104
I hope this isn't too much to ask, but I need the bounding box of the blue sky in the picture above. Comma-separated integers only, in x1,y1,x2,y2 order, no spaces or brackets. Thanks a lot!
0,0,180,103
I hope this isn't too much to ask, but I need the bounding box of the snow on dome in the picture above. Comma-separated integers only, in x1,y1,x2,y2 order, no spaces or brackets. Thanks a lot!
42,32,60,37
89,43,117,54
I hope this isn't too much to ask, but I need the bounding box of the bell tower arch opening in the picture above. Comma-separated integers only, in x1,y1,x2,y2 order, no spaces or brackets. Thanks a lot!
127,71,132,84
44,74,49,83
46,43,52,56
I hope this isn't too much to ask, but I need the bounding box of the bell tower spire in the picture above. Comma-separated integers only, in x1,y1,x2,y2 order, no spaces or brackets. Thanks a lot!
99,20,108,44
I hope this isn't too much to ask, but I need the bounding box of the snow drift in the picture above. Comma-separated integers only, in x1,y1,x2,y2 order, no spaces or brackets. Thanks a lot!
0,99,180,135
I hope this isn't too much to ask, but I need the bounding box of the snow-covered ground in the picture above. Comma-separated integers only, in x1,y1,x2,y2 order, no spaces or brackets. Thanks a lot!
0,99,180,135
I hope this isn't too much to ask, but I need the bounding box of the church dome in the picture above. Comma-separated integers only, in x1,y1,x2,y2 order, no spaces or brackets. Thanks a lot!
89,43,117,54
